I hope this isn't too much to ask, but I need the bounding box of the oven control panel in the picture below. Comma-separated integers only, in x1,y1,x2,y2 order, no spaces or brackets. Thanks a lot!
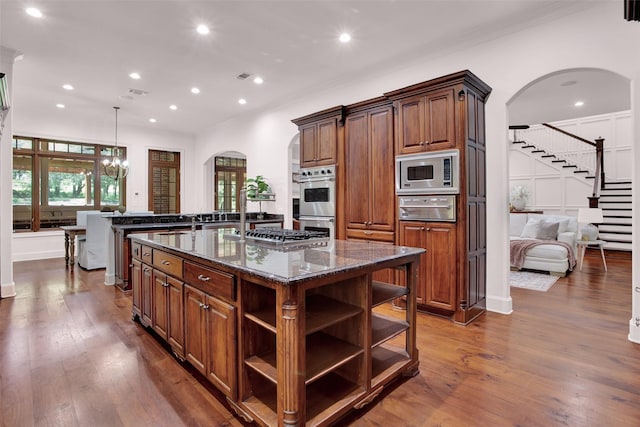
299,165,335,181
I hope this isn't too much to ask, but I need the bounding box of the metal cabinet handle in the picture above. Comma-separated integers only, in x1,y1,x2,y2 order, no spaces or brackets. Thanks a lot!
161,260,170,265
420,227,425,231
143,267,150,273
143,252,151,257
197,274,211,282
199,303,209,310
162,282,169,287
364,231,373,235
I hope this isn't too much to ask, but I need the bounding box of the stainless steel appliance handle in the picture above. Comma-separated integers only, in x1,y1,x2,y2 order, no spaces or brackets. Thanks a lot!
401,205,452,209
298,216,334,222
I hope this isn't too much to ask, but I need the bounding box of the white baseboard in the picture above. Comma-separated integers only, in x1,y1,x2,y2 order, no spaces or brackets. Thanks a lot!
1,280,16,298
486,294,513,315
12,250,63,262
629,318,640,344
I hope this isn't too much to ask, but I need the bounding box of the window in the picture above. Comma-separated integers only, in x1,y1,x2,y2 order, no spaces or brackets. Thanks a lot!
148,149,180,214
215,156,246,212
12,136,126,231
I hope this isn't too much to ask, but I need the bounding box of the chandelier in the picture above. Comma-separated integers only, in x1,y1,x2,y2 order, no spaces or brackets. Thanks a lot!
102,106,129,180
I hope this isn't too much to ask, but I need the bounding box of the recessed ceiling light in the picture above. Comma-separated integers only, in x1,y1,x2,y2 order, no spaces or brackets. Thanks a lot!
62,84,74,90
149,118,157,123
238,98,247,105
129,72,141,80
56,103,65,109
339,32,352,43
574,101,584,107
196,24,210,35
169,104,178,110
191,87,201,94
26,7,43,18
253,76,264,85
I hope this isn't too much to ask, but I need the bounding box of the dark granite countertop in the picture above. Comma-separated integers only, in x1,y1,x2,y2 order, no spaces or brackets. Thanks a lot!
110,213,284,231
129,228,424,285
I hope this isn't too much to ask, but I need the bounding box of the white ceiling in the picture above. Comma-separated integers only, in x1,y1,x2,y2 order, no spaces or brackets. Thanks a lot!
1,1,616,137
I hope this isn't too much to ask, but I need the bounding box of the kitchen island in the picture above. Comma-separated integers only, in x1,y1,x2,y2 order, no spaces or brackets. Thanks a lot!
129,228,423,427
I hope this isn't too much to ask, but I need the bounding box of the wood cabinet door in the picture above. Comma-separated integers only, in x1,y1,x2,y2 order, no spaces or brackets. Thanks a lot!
152,270,169,340
424,88,456,151
395,95,425,154
344,112,369,230
300,123,317,167
205,295,237,399
399,222,427,304
184,285,207,374
316,118,337,165
131,258,142,318
425,222,457,311
141,264,153,327
167,275,184,355
368,106,395,232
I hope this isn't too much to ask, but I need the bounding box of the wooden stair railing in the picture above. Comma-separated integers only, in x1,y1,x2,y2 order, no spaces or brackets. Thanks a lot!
541,123,605,201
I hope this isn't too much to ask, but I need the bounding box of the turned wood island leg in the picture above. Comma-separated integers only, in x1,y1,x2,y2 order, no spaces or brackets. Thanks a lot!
277,286,305,427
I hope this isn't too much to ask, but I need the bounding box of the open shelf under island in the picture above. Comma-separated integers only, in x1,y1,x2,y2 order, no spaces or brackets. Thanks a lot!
128,228,423,427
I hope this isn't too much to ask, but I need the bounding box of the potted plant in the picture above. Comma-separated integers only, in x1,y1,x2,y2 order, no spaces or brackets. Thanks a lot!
245,175,272,200
245,175,274,219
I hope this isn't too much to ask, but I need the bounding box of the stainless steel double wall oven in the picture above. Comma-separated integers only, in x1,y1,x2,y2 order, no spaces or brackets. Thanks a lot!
298,164,336,238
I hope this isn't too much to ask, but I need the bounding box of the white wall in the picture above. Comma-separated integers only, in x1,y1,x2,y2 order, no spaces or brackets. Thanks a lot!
191,3,640,319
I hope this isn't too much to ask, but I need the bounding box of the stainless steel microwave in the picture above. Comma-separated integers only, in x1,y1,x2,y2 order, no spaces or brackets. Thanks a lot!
395,149,460,195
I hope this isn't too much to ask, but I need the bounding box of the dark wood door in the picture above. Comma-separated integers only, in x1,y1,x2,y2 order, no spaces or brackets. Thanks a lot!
152,270,169,340
425,222,457,311
141,264,153,327
131,258,142,318
167,275,184,356
424,88,456,151
184,285,207,374
399,222,427,304
316,118,337,165
205,295,237,399
345,106,394,234
300,123,317,167
394,95,425,154
344,112,369,230
148,150,180,214
368,106,394,232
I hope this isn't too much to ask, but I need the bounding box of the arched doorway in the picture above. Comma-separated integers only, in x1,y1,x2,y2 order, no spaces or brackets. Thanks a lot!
506,68,631,286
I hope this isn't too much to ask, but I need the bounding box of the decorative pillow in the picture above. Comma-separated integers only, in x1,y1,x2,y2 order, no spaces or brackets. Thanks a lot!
557,218,570,233
520,218,541,238
536,220,559,240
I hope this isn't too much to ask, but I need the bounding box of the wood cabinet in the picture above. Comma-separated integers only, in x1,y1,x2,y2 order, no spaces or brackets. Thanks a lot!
184,284,237,399
292,106,344,168
393,88,456,155
344,101,395,242
152,270,184,357
399,221,456,311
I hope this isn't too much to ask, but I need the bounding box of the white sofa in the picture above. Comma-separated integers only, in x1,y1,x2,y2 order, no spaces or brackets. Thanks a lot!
509,213,578,277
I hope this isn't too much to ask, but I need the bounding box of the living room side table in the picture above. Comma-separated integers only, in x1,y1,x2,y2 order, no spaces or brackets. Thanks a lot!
576,240,607,272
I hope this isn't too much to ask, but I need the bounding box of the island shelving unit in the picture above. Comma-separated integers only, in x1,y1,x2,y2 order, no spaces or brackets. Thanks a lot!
129,228,423,427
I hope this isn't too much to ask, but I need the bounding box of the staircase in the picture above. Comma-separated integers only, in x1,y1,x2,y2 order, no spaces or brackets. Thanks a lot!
511,127,632,252
598,182,632,251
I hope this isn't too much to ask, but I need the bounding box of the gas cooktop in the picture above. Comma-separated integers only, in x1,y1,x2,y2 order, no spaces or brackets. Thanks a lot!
224,228,330,248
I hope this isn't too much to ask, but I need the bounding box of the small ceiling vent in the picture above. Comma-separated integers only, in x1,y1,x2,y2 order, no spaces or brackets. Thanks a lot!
236,72,252,80
128,88,149,96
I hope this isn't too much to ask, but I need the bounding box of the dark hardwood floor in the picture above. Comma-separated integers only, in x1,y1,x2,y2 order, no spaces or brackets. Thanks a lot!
1,251,638,426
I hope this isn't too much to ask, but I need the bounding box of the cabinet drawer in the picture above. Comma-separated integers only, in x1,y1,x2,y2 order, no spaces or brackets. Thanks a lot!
152,249,183,278
346,228,395,243
131,242,142,260
140,245,153,263
184,261,235,303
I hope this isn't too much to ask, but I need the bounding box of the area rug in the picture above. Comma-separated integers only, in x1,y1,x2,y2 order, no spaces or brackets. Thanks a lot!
509,271,559,292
